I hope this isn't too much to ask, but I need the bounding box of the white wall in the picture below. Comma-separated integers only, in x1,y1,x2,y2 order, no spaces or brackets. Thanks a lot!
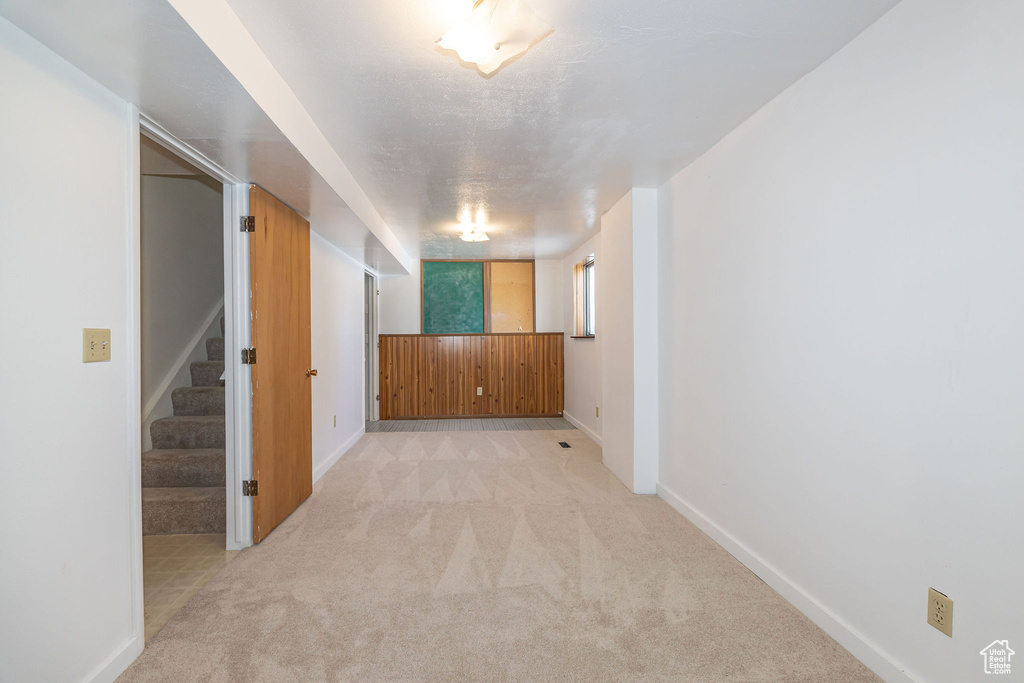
656,1,1024,681
310,230,367,481
378,260,420,334
562,234,602,443
594,189,659,493
630,189,658,494
600,193,635,489
141,175,223,405
533,259,563,333
0,17,139,682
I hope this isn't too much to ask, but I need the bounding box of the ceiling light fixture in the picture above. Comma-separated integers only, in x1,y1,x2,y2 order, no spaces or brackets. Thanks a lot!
437,0,553,76
458,207,491,242
460,227,490,242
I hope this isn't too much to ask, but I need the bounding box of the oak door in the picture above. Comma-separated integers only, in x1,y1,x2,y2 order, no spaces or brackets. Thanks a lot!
249,185,313,543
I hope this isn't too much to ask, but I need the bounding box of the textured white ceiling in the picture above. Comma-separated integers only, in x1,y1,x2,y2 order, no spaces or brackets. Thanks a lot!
225,0,900,259
0,0,412,273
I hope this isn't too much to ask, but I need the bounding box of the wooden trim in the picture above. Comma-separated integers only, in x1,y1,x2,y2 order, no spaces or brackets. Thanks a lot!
483,261,491,333
570,335,596,339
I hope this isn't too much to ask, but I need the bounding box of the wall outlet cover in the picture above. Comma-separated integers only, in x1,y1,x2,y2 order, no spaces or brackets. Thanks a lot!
928,587,953,637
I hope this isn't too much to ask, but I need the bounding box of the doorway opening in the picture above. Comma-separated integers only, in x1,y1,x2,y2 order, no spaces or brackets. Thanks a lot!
365,271,379,423
138,133,236,640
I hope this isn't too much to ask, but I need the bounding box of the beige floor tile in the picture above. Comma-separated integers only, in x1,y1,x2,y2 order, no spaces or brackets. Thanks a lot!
143,535,237,641
161,571,208,589
155,556,195,571
141,546,181,560
143,570,179,588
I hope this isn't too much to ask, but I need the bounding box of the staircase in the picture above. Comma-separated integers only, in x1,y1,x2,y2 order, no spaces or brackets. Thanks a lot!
142,320,226,535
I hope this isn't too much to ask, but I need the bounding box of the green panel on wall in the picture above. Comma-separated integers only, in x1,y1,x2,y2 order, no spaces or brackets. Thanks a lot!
423,261,484,334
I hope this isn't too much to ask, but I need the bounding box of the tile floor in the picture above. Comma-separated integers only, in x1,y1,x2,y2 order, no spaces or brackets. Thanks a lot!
142,534,238,641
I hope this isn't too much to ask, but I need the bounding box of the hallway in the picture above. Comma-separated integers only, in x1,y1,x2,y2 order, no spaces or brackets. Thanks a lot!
120,430,876,681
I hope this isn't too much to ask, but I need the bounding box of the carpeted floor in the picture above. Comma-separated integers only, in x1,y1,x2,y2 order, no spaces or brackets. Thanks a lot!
119,430,879,682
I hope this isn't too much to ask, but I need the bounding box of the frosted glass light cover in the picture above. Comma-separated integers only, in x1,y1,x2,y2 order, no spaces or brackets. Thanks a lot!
438,0,553,76
460,228,490,242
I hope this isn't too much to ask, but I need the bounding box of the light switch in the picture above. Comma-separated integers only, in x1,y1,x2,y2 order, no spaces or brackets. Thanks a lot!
477,387,483,396
83,328,111,362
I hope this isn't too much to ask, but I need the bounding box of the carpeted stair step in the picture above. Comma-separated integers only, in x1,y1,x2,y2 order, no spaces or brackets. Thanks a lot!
151,415,225,449
190,360,224,387
142,449,225,488
172,386,225,416
206,337,224,362
142,487,225,535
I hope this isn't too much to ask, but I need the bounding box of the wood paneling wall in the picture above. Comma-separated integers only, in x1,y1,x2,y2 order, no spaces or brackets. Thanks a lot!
379,333,564,419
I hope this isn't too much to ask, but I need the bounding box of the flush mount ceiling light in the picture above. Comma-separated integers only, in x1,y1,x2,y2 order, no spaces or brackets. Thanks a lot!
460,227,490,242
458,207,491,241
437,0,553,76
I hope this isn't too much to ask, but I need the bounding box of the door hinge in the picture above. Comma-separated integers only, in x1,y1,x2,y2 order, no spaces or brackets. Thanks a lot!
375,394,380,401
240,215,255,232
241,347,257,364
242,480,258,496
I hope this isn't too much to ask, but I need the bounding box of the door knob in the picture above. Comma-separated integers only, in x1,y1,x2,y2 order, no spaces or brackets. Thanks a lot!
307,369,318,377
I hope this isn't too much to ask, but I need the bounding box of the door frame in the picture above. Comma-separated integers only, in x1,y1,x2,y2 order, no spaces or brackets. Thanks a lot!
137,115,254,552
129,112,256,644
365,269,380,421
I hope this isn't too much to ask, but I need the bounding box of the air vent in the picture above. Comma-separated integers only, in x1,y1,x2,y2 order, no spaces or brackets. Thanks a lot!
558,442,571,449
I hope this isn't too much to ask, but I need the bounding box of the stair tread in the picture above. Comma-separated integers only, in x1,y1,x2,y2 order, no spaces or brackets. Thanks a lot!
171,386,225,416
150,415,225,449
206,337,225,362
142,486,226,534
144,447,224,456
143,486,224,501
152,415,225,424
190,360,225,387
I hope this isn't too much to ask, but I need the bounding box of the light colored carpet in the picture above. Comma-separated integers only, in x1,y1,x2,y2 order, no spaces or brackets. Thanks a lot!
119,430,879,682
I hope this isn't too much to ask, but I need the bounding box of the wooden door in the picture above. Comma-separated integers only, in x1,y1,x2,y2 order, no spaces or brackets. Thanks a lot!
249,185,312,543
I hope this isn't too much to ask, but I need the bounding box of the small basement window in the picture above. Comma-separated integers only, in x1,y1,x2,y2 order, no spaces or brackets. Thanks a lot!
573,255,595,338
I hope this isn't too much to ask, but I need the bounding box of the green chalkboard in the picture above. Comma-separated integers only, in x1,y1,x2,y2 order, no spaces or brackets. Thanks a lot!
422,261,484,334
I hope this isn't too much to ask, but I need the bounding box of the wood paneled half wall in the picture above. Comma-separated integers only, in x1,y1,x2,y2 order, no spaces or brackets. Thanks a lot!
379,333,564,419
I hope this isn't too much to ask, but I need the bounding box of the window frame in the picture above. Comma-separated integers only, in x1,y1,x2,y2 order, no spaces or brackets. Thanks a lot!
572,254,596,339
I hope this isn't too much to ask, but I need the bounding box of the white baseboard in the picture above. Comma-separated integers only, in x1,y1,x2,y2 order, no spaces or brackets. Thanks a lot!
655,482,917,683
313,426,366,483
562,411,602,448
82,635,142,683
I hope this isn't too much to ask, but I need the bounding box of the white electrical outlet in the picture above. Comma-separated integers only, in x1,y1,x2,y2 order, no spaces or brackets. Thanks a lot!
477,387,483,396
